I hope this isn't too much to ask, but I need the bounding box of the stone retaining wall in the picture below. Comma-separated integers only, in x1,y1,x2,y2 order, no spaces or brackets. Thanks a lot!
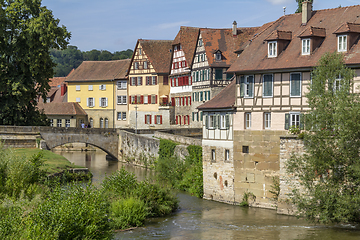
154,131,201,146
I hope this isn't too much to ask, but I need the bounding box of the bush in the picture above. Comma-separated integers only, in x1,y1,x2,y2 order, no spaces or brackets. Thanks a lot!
110,197,148,230
25,184,112,240
101,167,138,198
0,205,24,239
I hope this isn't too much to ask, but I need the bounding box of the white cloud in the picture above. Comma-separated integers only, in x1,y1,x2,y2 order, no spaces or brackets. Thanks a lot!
266,0,291,5
156,21,190,30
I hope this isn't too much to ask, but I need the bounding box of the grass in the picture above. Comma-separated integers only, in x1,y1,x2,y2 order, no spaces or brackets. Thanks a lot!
11,148,83,174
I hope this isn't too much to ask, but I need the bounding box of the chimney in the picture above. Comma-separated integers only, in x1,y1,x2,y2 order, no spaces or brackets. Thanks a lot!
232,21,237,36
302,1,312,25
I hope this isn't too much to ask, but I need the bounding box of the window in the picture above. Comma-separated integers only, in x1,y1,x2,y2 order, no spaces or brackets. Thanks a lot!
144,95,148,104
290,73,301,97
211,149,216,161
57,119,62,127
88,85,93,91
290,113,300,127
338,35,347,52
100,97,108,107
240,75,254,98
225,149,230,161
163,76,168,85
268,41,277,57
46,97,50,103
87,97,95,107
151,95,156,104
100,118,104,128
76,97,81,103
105,118,109,128
90,118,93,128
76,85,80,91
215,69,223,80
263,74,273,97
209,115,215,129
334,75,342,92
264,112,271,129
302,38,310,55
137,77,142,86
145,114,151,124
118,112,127,120
50,119,53,127
285,112,304,130
242,146,249,153
245,113,251,129
117,95,127,104
131,95,135,104
215,52,222,61
198,39,203,47
144,61,147,69
220,114,226,129
117,81,127,89
131,77,136,86
134,62,139,69
226,73,233,80
117,112,122,120
122,112,126,120
99,84,106,90
155,115,162,124
65,119,70,127
139,48,142,55
152,76,157,85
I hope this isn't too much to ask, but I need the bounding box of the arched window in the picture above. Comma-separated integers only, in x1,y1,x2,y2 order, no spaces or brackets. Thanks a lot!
90,118,93,128
100,118,104,128
105,118,109,128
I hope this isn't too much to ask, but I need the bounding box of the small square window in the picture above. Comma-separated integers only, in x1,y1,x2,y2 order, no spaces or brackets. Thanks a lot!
76,97,81,103
88,85,93,91
242,146,249,153
302,39,310,55
76,85,80,91
211,149,216,161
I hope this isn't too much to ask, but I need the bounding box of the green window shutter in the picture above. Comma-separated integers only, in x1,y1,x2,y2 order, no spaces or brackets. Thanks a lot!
300,113,305,130
240,76,245,97
226,114,230,129
192,112,194,121
263,74,273,97
200,112,203,121
291,73,301,96
248,75,254,97
205,114,209,129
217,115,220,129
208,91,210,100
285,113,290,130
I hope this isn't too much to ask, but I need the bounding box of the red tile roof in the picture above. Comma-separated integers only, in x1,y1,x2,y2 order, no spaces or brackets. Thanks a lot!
66,59,131,82
333,22,360,34
38,102,87,116
228,5,360,73
134,39,173,74
298,26,326,38
49,77,67,87
173,26,200,68
201,27,259,68
197,79,236,110
265,30,292,41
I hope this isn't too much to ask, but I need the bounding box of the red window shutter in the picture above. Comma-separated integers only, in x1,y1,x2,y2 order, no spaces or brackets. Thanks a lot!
184,116,186,125
189,96,191,105
171,97,175,106
176,116,178,125
129,95,131,104
155,95,158,104
145,115,147,124
187,115,190,125
186,76,189,85
181,77,184,86
179,116,181,125
148,95,151,104
160,115,162,124
140,95,144,104
140,77,143,85
155,115,157,124
186,96,188,106
182,97,185,106
185,61,187,67
190,76,192,85
170,78,173,87
155,76,157,85
149,115,152,124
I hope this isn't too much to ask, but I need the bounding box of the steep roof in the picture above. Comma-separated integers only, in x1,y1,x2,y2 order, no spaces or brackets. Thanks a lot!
228,5,360,73
49,77,67,88
66,59,131,82
38,102,87,116
197,79,236,110
114,59,131,79
201,27,259,68
139,39,173,74
173,26,200,68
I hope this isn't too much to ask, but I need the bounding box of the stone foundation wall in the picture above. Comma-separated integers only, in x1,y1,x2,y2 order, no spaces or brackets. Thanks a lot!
277,136,305,215
154,131,201,146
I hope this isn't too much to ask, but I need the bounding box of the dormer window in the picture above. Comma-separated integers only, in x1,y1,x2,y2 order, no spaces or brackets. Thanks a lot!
268,41,277,57
174,45,178,51
338,35,347,52
302,38,310,55
215,52,222,61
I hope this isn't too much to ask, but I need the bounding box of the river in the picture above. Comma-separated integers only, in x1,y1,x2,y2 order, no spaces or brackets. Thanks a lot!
55,150,360,240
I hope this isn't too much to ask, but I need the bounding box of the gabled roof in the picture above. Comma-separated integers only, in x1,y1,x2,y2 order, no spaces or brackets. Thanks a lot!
66,59,131,82
228,5,360,73
265,30,292,41
135,39,173,74
173,26,200,68
197,79,236,110
114,59,131,79
38,102,87,116
200,27,259,68
49,77,67,88
333,22,360,34
298,26,326,38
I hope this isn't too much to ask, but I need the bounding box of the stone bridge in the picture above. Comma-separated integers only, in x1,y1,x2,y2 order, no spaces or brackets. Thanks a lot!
0,126,119,159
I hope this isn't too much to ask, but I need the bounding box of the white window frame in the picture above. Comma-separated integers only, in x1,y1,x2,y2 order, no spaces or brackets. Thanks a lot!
99,84,106,90
105,118,109,128
50,119,53,127
262,74,273,98
244,75,254,98
156,115,161,125
208,115,215,129
117,81,127,89
338,35,347,52
134,62,139,70
225,149,230,161
117,112,122,120
100,118,104,128
215,52,221,61
57,119,62,127
117,95,127,105
76,97,81,103
302,38,310,55
65,119,70,127
268,41,277,58
137,77,142,86
220,114,226,129
334,75,342,92
122,112,127,120
290,112,300,127
100,97,108,107
152,76,156,85
88,85,93,91
131,77,136,86
87,97,95,107
144,61,147,69
76,85,80,91
264,112,271,129
290,72,302,97
245,113,251,129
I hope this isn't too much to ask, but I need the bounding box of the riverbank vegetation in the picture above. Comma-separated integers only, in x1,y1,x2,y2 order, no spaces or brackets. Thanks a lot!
286,52,360,224
155,139,203,198
0,146,178,239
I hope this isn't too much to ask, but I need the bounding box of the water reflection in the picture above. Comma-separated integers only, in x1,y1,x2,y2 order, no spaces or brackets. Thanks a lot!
54,150,360,240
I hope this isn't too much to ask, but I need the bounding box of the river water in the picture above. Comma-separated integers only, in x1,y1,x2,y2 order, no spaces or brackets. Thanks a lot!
55,150,360,240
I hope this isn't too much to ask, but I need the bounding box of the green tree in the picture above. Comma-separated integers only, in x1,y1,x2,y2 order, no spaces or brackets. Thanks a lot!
50,46,83,77
286,52,360,223
295,0,313,13
0,0,70,126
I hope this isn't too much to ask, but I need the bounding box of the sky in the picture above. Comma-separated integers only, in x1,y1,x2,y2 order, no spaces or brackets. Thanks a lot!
41,0,358,53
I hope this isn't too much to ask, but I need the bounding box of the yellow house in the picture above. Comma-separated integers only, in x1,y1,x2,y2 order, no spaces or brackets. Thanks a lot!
66,60,130,128
128,39,172,129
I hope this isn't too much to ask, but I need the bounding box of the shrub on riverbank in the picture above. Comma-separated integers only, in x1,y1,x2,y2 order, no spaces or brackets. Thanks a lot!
155,140,203,198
